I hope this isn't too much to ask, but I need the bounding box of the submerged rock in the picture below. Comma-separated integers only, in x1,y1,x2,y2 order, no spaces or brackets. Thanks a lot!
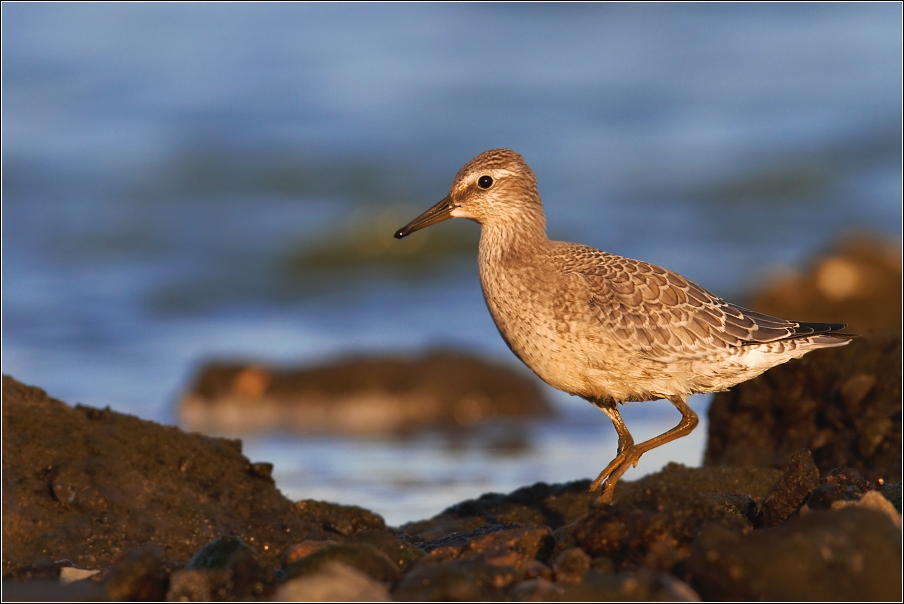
178,351,553,435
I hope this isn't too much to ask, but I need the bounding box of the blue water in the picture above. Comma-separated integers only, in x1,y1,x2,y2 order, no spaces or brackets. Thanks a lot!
2,4,901,525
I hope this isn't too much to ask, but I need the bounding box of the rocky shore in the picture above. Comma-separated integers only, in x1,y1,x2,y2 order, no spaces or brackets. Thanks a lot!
3,333,902,601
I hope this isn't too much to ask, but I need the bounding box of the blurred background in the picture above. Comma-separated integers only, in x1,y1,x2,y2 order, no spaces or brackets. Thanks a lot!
2,3,901,525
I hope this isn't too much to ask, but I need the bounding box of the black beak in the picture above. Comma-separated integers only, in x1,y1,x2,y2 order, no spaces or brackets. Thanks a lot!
394,195,455,239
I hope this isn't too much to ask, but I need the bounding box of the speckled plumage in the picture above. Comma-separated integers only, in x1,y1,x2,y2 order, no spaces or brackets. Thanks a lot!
396,148,853,502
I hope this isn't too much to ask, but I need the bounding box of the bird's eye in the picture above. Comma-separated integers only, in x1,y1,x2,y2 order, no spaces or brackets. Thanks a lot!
478,175,494,189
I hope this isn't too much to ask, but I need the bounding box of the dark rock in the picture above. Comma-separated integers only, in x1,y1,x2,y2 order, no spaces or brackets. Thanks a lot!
0,375,340,575
280,540,338,566
293,498,386,537
572,479,751,572
186,535,252,570
704,492,758,524
560,569,700,601
507,577,565,601
803,467,872,512
282,542,400,584
104,543,167,601
395,525,555,599
276,561,392,601
705,333,902,484
421,525,553,565
393,563,480,601
686,507,903,601
178,535,273,600
165,569,211,602
629,462,783,506
758,449,820,527
825,466,872,491
344,528,425,571
178,351,553,435
417,523,532,554
399,480,597,540
551,547,591,585
248,462,274,482
880,482,902,513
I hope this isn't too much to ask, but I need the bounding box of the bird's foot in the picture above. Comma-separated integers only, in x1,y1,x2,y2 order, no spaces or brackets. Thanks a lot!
588,445,645,504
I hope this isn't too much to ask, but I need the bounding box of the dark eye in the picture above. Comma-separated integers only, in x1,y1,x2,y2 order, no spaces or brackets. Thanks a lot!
477,175,493,189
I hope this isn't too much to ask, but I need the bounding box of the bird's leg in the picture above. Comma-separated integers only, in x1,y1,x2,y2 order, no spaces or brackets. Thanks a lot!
588,404,634,498
590,395,698,504
602,406,633,456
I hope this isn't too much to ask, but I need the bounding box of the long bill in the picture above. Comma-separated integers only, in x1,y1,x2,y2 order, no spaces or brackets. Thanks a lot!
394,195,455,239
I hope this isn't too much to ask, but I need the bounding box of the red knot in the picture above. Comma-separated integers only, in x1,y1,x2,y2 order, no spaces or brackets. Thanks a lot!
394,148,853,503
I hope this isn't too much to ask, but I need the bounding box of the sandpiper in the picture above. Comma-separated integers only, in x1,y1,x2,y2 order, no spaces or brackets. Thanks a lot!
394,149,853,503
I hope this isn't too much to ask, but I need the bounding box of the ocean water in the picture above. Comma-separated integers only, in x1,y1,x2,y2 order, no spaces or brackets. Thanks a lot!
2,3,901,526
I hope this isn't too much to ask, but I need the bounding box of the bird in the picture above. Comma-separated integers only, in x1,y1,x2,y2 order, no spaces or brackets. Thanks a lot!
393,148,853,503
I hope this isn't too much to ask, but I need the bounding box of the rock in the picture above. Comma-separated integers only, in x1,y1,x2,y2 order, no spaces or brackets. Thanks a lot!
103,543,167,601
181,535,274,600
274,561,391,602
282,543,400,584
344,528,426,571
58,566,100,585
758,449,820,527
280,540,338,567
393,563,480,601
186,535,254,570
748,234,901,333
508,577,565,601
394,525,554,599
880,482,902,513
560,569,700,601
178,351,553,435
571,479,752,572
551,547,591,585
829,490,903,530
399,480,598,541
0,375,343,574
293,499,386,537
686,507,902,601
166,569,211,602
705,333,902,484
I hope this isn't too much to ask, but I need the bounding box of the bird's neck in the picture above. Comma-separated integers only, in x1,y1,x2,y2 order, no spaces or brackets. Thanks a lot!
478,208,549,266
